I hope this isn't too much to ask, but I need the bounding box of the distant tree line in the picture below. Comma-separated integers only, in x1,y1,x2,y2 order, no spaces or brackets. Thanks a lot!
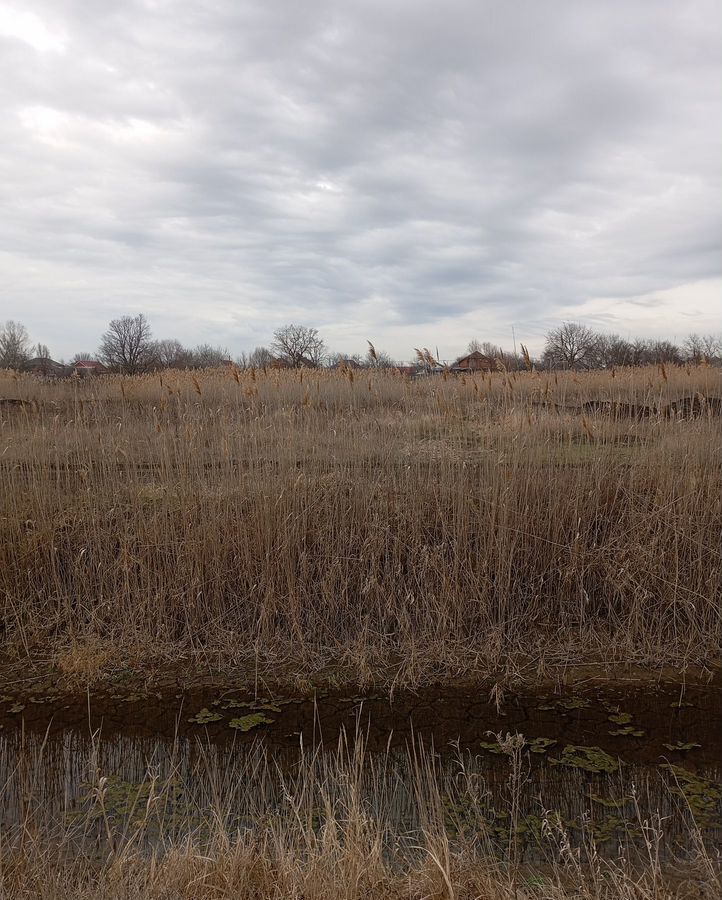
540,322,721,370
1,315,720,374
462,325,722,371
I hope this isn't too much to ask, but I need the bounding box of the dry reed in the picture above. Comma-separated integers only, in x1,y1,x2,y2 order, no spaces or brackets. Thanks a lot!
0,727,718,899
0,365,720,684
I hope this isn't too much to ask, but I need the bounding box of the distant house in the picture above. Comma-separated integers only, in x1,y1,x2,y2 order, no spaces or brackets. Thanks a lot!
329,357,363,370
450,351,495,373
395,365,419,376
73,360,109,377
22,357,71,377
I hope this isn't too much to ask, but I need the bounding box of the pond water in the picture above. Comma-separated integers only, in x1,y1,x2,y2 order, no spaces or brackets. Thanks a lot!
1,678,720,859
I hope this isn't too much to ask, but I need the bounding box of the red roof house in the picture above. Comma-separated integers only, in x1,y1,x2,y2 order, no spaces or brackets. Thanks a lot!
73,360,109,377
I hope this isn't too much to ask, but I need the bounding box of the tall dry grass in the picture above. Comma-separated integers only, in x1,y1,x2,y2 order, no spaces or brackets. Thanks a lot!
1,365,720,682
0,727,718,899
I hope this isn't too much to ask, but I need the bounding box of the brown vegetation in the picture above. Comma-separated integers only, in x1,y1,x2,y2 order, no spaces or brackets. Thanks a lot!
0,729,718,899
1,365,720,684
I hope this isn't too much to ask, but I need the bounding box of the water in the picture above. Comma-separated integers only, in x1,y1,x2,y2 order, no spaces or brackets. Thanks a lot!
1,677,720,859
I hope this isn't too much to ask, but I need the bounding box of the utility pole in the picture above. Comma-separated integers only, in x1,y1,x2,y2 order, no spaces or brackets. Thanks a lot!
511,325,517,357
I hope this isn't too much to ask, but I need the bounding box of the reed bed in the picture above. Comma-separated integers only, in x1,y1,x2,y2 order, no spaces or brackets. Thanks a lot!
0,727,718,899
1,365,720,683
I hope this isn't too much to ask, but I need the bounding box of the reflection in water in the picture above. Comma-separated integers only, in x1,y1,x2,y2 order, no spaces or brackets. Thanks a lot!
1,722,719,861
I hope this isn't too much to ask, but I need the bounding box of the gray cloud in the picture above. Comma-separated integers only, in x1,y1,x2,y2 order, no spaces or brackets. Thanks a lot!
1,0,720,360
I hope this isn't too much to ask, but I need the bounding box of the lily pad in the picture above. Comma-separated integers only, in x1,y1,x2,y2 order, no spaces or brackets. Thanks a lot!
188,708,223,724
228,713,274,732
550,745,619,774
528,737,557,753
479,740,504,754
557,698,590,710
663,741,701,752
609,726,644,737
661,764,721,826
538,698,590,711
607,712,633,725
220,698,283,713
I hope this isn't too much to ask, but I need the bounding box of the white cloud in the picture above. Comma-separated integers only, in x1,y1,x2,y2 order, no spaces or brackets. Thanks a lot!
0,5,65,53
0,0,720,361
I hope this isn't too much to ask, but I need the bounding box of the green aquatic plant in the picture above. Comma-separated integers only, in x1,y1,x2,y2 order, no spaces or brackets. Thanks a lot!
478,740,504,754
188,708,223,724
661,764,721,827
71,775,191,831
538,698,590,711
550,745,619,774
557,698,590,710
527,737,557,753
8,702,25,714
609,726,644,737
217,698,283,713
663,741,701,752
589,815,641,842
228,713,274,731
607,712,633,725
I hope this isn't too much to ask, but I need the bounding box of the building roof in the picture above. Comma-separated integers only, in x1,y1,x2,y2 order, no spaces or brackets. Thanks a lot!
330,357,363,369
452,351,495,369
74,360,107,369
24,357,66,369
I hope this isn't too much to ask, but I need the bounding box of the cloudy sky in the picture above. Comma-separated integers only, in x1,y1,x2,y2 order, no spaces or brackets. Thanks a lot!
1,0,720,362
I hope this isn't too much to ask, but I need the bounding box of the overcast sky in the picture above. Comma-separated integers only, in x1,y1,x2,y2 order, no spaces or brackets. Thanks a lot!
1,0,720,362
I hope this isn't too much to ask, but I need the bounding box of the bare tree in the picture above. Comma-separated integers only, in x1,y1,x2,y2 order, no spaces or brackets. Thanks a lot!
189,344,230,368
629,338,651,366
684,333,722,365
467,339,504,358
648,340,682,365
542,322,601,370
154,338,192,369
99,314,154,374
699,333,722,364
271,325,326,368
247,346,275,368
33,342,51,359
597,334,632,367
0,320,31,369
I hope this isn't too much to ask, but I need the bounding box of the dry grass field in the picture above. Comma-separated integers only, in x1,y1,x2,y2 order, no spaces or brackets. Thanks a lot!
1,363,720,685
1,729,718,900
